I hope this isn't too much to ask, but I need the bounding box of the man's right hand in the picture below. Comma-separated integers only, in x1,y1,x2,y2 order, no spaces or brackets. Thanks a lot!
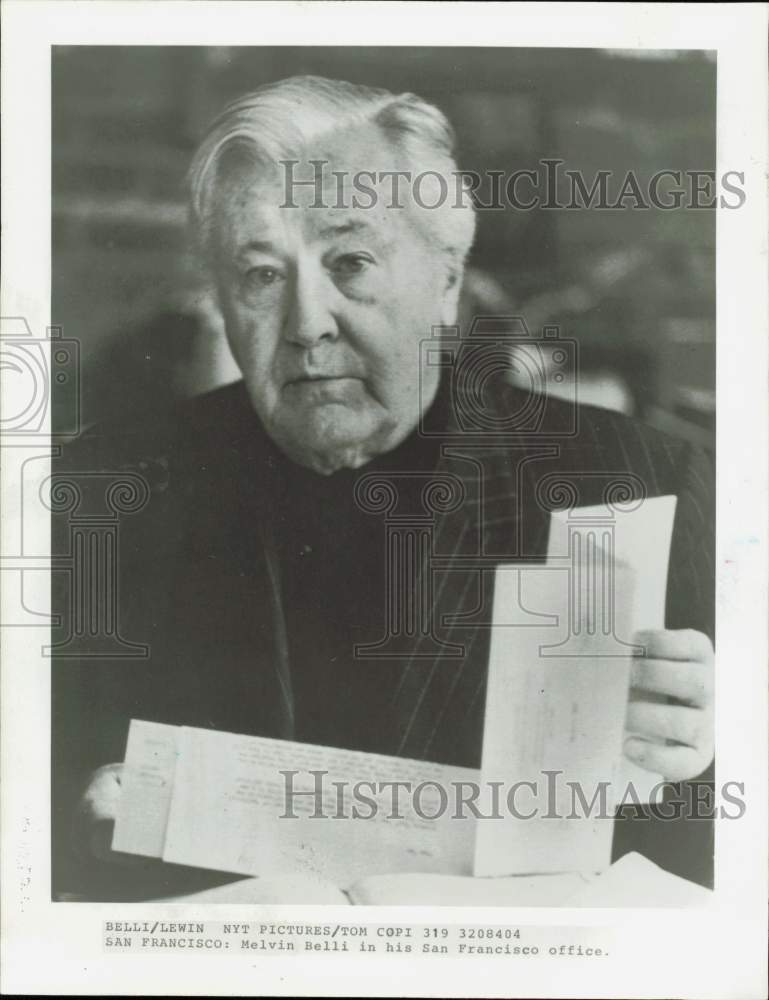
72,763,146,865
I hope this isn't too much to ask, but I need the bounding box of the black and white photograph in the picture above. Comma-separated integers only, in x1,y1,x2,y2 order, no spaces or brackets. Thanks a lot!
1,3,767,998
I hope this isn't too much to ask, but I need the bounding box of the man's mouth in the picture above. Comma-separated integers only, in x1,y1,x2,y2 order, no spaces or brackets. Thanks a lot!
286,374,360,386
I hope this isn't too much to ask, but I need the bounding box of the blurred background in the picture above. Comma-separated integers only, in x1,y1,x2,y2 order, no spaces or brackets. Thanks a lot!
52,47,716,448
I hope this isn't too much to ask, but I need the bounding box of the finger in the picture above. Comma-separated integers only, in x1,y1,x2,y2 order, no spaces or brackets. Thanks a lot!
625,701,705,748
623,737,710,782
634,629,713,663
81,769,123,824
629,658,712,707
71,764,125,861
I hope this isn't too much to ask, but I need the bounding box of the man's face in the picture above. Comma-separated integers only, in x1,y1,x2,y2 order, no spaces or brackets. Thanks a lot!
211,127,459,474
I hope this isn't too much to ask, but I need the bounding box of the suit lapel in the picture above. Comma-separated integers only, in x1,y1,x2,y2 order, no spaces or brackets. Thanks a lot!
387,380,556,765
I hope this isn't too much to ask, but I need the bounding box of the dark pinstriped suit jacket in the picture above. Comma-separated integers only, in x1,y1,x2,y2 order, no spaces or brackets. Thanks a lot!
52,376,714,889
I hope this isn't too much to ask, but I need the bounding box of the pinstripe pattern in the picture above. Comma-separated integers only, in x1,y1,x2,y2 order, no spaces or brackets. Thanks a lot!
54,379,714,771
379,379,715,767
52,379,715,893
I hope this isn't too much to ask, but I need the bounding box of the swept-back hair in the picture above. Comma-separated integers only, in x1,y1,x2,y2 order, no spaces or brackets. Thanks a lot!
187,75,476,272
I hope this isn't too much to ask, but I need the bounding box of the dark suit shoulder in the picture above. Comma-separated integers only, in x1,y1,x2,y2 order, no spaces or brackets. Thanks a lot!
51,381,271,571
59,380,255,471
502,380,687,456
495,382,698,499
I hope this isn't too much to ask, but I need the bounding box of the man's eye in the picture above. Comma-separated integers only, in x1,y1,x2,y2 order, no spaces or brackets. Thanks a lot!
332,254,373,278
245,266,282,287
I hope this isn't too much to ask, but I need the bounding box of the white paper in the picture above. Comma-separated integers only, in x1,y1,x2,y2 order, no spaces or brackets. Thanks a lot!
475,557,638,877
474,495,678,878
563,852,713,908
347,871,591,907
547,494,677,799
162,726,476,884
112,719,178,857
155,873,351,905
546,495,677,632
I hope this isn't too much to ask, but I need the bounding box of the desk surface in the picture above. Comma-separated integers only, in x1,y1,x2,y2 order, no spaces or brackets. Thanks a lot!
59,853,712,907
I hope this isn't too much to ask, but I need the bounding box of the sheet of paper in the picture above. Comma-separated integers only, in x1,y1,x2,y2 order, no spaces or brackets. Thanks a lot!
475,553,638,877
563,851,712,908
156,874,351,905
547,495,677,800
162,727,477,885
475,495,677,877
347,871,591,907
112,719,178,857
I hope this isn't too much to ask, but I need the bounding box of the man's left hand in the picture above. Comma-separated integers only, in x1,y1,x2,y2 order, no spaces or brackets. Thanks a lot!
623,628,714,782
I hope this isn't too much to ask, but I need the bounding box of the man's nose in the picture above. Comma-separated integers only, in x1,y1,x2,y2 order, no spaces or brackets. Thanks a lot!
283,263,339,348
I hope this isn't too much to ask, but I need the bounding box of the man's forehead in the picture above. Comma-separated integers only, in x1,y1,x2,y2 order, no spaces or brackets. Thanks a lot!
311,121,411,177
220,178,415,253
215,122,431,250
223,193,401,247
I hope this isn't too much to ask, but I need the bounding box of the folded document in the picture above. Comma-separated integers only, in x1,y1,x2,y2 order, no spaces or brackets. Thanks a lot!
114,720,476,885
113,496,680,887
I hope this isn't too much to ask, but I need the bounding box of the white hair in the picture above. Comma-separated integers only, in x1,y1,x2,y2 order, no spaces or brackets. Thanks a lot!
187,75,476,274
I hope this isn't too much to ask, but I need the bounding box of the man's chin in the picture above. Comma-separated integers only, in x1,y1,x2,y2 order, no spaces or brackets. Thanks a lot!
273,410,395,475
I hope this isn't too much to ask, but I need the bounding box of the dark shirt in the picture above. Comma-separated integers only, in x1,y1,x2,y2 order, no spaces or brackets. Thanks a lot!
267,383,447,752
51,376,716,896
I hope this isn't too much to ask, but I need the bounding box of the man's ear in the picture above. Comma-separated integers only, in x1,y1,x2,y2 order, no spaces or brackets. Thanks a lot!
439,265,463,326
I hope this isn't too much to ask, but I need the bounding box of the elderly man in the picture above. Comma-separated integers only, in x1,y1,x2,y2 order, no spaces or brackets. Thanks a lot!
53,76,715,898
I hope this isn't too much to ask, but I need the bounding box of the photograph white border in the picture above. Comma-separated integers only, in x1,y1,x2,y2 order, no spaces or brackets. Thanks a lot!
2,3,767,996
